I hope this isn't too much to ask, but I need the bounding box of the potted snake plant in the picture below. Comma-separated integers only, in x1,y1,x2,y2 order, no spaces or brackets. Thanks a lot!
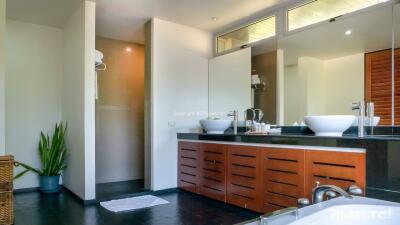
15,122,68,193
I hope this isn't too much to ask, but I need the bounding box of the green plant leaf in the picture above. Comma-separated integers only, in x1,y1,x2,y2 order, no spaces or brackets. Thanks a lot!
14,122,68,178
14,169,32,180
14,162,42,179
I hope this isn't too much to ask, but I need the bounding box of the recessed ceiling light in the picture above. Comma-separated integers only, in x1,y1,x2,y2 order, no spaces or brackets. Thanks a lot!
126,47,132,52
345,30,352,35
211,17,218,21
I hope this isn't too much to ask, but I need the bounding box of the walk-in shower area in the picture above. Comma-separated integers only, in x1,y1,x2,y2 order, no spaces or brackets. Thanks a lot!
95,36,146,200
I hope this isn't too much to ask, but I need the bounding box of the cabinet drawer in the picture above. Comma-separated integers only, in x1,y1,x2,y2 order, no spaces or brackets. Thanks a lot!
305,150,366,198
199,143,226,201
262,148,305,213
203,151,225,162
202,168,224,182
199,175,226,201
178,180,197,193
227,145,263,212
198,184,225,201
202,160,225,172
264,191,297,209
178,142,200,193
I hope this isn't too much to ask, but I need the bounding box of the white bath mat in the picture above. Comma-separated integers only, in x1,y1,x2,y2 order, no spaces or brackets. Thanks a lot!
100,195,169,213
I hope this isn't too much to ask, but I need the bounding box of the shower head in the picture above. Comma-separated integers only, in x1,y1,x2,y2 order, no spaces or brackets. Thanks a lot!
95,49,104,66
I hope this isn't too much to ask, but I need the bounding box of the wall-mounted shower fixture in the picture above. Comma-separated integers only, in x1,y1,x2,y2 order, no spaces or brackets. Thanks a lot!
95,49,106,100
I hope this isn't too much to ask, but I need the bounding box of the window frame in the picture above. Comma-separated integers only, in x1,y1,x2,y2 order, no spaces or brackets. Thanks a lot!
284,0,394,35
215,14,277,56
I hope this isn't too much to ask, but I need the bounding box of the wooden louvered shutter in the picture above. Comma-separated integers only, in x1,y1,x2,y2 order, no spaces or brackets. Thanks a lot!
365,49,399,125
395,49,400,125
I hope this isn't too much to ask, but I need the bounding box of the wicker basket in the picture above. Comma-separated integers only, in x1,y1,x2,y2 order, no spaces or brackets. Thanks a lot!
0,155,14,225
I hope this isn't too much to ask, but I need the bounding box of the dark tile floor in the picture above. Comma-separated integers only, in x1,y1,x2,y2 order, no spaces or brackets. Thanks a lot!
14,190,260,225
96,179,150,202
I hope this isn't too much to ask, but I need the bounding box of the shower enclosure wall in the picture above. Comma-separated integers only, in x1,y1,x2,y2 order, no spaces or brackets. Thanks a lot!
95,36,145,197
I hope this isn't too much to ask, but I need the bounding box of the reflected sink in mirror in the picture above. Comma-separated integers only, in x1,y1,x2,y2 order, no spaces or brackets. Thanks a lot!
304,115,355,137
352,116,380,126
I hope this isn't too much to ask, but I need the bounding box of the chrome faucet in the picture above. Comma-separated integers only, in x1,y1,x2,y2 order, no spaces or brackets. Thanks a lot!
254,109,264,123
244,108,255,132
312,184,352,204
352,101,365,137
227,110,238,135
366,102,375,135
300,183,362,206
366,102,375,125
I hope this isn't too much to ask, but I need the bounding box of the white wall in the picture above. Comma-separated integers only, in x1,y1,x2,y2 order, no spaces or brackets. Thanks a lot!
209,48,251,119
284,65,302,125
283,54,364,124
276,49,284,125
150,18,212,190
5,20,63,189
84,0,96,200
62,0,96,200
299,57,326,116
0,0,5,155
324,53,364,114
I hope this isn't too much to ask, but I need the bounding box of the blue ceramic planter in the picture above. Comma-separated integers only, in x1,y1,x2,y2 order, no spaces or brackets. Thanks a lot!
40,175,61,194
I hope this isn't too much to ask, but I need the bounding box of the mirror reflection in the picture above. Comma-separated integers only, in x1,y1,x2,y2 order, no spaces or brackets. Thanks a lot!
209,3,397,127
280,4,393,126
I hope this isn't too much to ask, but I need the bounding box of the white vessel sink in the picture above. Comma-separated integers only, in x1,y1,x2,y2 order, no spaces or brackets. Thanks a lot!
304,115,355,137
200,119,231,134
238,196,400,225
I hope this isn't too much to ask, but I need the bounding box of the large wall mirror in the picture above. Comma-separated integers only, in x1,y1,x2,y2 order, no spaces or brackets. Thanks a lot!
209,1,399,126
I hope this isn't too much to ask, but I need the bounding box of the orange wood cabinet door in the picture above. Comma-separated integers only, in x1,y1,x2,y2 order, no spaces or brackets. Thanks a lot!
262,148,306,213
178,141,201,193
305,150,366,199
198,143,227,202
226,145,263,212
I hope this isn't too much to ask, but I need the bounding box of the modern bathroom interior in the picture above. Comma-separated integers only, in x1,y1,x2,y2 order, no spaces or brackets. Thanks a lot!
4,0,400,225
94,29,146,198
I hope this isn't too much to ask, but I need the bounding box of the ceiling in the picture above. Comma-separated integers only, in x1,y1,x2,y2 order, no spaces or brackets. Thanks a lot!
6,0,298,44
6,0,83,28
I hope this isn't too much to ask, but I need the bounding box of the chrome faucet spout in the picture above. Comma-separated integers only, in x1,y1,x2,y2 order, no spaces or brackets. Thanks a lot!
227,110,238,135
352,101,365,137
312,185,352,204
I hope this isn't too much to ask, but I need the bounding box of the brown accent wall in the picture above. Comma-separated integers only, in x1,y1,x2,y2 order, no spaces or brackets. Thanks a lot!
252,51,277,124
95,36,145,183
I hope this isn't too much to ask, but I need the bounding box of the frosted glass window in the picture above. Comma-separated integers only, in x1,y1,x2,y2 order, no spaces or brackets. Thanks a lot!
217,16,275,54
288,0,390,31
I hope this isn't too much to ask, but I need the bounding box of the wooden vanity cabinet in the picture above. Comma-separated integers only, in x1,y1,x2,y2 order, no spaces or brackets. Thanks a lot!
262,148,306,213
178,142,201,193
226,145,263,212
198,143,227,202
177,141,366,214
304,150,366,199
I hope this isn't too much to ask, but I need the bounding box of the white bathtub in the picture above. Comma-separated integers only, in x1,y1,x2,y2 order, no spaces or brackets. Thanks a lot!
237,196,400,225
